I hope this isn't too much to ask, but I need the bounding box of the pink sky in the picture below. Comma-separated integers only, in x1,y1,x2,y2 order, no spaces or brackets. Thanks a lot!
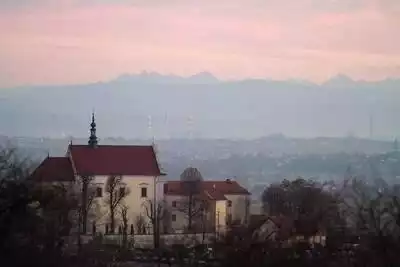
0,0,399,86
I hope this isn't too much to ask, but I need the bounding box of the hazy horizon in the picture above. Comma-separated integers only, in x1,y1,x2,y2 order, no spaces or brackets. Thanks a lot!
1,70,400,89
1,134,396,142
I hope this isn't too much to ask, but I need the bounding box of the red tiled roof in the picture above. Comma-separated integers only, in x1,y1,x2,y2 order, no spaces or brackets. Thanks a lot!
164,180,250,196
69,145,164,176
30,157,75,182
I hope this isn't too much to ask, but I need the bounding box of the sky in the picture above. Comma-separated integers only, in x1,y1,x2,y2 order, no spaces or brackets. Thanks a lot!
0,0,399,87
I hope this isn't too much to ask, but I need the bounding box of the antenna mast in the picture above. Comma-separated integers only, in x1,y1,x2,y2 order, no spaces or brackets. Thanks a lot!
147,115,155,144
148,114,162,172
187,115,194,166
164,112,169,140
369,112,374,139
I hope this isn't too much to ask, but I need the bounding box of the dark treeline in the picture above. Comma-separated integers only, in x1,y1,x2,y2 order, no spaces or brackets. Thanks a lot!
2,147,400,267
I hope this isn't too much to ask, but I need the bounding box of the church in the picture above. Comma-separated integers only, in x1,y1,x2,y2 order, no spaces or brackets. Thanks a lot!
30,113,165,234
30,113,251,237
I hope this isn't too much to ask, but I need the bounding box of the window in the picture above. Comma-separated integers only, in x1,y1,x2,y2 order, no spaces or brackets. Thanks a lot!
119,187,126,198
172,201,177,208
141,187,147,198
171,214,176,222
96,187,102,198
227,200,232,207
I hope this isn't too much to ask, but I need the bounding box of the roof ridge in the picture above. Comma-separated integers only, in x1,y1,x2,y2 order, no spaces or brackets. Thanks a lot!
70,144,154,147
165,180,250,195
203,180,239,183
151,144,164,176
204,190,214,200
69,144,163,176
30,156,75,182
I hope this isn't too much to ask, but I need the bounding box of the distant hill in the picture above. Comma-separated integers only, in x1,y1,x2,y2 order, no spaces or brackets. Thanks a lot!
1,73,399,139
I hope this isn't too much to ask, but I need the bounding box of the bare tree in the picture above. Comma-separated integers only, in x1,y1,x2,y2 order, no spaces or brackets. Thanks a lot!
177,167,208,233
135,215,147,235
77,175,96,234
344,178,398,237
142,199,167,248
177,180,208,232
119,204,129,248
331,178,400,267
76,175,97,251
105,175,130,233
0,146,32,181
390,185,400,229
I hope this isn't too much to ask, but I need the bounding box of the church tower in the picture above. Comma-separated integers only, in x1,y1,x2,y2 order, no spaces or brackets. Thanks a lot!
88,112,98,148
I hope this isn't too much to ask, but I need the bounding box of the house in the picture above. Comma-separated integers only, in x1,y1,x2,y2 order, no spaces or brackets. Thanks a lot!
163,167,251,234
30,113,165,234
251,214,326,246
251,214,293,242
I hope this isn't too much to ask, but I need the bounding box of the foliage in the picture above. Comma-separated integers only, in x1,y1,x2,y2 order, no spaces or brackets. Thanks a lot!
0,148,76,266
0,147,32,180
262,178,342,238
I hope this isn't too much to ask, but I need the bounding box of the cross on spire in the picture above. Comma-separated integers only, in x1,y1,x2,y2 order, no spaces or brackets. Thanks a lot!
88,112,98,148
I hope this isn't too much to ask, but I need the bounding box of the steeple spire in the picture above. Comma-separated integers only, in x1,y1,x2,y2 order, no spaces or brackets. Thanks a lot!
88,112,98,148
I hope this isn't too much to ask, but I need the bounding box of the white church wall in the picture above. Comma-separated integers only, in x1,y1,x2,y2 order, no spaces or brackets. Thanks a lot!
88,175,158,233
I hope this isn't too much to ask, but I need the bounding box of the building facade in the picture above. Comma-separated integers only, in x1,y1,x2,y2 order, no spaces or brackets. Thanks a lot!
30,114,252,236
30,113,164,234
163,168,251,234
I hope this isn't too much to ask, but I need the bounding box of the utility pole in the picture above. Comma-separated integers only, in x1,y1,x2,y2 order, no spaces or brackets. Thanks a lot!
164,112,169,140
187,115,194,166
369,113,374,139
148,115,159,248
148,115,154,143
216,210,220,240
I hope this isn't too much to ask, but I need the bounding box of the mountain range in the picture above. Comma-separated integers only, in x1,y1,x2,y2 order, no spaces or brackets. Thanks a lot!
1,72,399,139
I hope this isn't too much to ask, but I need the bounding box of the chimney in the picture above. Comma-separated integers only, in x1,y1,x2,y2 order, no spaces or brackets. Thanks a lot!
212,184,216,191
